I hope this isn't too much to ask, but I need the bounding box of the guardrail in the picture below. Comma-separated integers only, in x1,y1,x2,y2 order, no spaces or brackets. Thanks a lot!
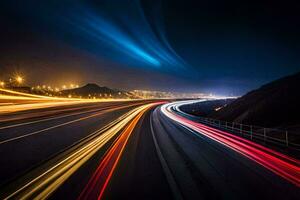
173,107,300,150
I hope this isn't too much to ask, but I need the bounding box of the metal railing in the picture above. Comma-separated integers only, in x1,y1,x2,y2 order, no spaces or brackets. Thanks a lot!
174,108,300,150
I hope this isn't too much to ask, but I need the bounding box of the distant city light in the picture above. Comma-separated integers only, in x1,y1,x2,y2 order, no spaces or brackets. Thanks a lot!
0,81,5,87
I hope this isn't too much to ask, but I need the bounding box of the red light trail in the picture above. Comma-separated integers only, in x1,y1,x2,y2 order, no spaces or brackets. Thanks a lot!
78,103,161,200
161,103,300,187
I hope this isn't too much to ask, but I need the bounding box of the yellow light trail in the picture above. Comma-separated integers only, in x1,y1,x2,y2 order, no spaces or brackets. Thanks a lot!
0,101,96,114
0,88,131,101
0,88,59,99
0,88,139,114
2,103,155,200
0,102,135,124
79,102,150,199
0,103,142,145
0,103,140,129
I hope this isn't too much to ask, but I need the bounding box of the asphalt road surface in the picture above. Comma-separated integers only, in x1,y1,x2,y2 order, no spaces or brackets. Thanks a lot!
0,100,299,199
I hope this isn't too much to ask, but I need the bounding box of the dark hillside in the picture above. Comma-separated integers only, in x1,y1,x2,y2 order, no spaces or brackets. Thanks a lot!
61,83,133,98
210,72,300,130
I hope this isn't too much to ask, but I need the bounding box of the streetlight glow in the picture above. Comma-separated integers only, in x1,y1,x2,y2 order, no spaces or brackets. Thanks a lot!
0,81,5,87
16,76,24,84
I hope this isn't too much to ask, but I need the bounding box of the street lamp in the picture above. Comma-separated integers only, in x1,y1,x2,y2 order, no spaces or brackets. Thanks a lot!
0,81,4,87
15,76,24,85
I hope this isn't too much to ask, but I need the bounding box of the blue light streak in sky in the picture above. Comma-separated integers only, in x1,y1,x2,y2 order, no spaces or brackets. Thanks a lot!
67,0,186,69
82,14,161,67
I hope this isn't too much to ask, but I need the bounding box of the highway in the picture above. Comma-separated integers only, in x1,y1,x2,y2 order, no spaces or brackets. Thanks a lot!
0,97,299,199
0,98,156,199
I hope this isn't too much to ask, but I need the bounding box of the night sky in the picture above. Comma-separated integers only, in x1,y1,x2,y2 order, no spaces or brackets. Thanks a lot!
1,0,300,95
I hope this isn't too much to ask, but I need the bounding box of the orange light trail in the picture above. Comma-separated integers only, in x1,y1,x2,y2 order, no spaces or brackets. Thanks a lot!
2,103,157,200
0,102,143,129
0,88,139,114
78,103,161,200
0,103,143,145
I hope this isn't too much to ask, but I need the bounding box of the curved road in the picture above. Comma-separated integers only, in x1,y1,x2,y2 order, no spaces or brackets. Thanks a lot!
0,100,299,199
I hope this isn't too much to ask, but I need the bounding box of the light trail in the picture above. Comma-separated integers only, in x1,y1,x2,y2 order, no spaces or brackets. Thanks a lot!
0,88,125,101
161,102,300,187
2,103,156,200
0,102,143,130
0,88,57,100
0,88,137,114
0,103,143,145
78,103,159,200
0,101,95,115
0,103,107,125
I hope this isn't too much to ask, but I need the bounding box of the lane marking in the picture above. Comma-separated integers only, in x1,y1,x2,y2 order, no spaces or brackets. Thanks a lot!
2,104,152,200
0,103,142,130
0,105,113,130
161,103,300,187
79,104,154,200
0,104,140,145
150,109,183,200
